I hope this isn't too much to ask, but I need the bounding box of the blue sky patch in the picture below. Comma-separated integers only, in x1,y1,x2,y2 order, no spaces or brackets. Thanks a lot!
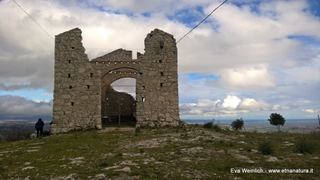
168,6,204,27
231,0,262,14
288,35,320,46
0,89,52,102
186,73,220,81
306,0,320,17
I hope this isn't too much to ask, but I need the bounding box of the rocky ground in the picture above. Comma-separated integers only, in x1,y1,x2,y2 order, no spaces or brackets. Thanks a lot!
0,125,319,179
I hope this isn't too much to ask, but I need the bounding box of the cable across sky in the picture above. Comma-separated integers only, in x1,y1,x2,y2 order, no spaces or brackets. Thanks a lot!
176,0,228,44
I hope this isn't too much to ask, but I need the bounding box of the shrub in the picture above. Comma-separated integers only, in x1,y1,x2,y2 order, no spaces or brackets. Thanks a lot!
268,113,286,132
203,121,222,132
203,122,213,129
295,138,315,154
258,141,273,155
231,118,244,130
212,124,222,132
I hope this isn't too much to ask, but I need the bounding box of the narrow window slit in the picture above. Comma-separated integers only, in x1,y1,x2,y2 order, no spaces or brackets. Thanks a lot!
160,41,164,49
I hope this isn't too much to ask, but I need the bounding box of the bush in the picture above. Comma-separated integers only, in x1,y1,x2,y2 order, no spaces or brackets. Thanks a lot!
295,138,315,154
258,141,273,155
231,118,244,130
268,113,286,132
212,124,222,132
203,122,213,129
203,122,222,132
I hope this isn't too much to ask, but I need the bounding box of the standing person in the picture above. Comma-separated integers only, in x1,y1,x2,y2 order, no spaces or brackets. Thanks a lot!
35,118,45,137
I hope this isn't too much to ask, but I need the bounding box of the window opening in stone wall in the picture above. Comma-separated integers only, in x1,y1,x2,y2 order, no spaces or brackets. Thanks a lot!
160,72,164,76
71,46,75,49
102,78,137,128
160,83,163,87
69,85,72,89
90,73,93,77
68,74,71,78
71,102,74,106
159,59,162,63
68,60,71,64
142,86,145,90
142,97,145,102
160,41,164,49
87,85,90,89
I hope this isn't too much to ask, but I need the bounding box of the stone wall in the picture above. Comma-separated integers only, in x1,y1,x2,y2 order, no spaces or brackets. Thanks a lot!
51,28,181,133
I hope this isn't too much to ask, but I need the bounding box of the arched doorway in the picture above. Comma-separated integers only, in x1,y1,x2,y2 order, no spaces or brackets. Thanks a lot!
102,78,136,127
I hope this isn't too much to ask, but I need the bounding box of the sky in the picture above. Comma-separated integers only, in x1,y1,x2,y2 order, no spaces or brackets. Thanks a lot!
0,0,319,120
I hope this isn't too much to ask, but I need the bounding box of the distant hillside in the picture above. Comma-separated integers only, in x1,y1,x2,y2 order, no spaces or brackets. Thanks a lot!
0,121,51,142
0,126,319,179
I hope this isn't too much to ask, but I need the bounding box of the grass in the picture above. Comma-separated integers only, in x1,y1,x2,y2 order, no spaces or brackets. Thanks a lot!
0,126,319,179
294,137,315,154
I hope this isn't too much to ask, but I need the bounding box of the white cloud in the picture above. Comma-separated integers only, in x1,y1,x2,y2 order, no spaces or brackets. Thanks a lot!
239,98,267,110
180,95,270,116
302,108,320,114
222,95,241,109
219,66,275,89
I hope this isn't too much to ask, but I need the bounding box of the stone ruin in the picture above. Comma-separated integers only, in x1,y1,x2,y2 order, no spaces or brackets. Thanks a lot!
51,28,181,133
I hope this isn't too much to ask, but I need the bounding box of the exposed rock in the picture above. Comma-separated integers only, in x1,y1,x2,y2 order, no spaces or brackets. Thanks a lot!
104,165,120,170
94,173,106,180
231,153,255,164
26,149,39,153
22,166,35,171
114,166,131,173
24,162,31,166
283,141,294,146
69,157,85,165
181,147,203,154
266,156,279,162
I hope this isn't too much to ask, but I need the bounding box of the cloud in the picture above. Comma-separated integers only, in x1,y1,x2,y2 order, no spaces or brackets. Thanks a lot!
0,95,52,118
302,108,320,114
222,95,241,109
219,66,275,89
180,95,270,116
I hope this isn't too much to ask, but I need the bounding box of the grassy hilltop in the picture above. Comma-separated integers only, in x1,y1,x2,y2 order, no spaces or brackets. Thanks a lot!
0,125,319,179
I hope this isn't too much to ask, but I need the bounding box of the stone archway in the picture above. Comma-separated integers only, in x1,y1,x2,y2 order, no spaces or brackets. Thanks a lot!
102,78,137,127
100,68,141,127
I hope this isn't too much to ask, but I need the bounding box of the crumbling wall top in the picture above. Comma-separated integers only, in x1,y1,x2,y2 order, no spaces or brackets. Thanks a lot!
91,48,133,62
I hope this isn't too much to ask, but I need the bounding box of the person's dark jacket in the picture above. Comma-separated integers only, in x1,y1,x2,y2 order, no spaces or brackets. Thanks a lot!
35,120,44,129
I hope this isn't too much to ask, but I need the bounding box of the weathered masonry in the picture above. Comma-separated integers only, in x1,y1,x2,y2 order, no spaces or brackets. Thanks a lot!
51,28,181,133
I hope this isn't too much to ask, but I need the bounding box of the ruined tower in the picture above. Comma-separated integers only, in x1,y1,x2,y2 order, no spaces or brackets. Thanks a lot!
51,28,180,133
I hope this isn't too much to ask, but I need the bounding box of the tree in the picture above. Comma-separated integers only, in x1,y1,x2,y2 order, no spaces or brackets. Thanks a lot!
231,118,244,130
268,113,285,132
